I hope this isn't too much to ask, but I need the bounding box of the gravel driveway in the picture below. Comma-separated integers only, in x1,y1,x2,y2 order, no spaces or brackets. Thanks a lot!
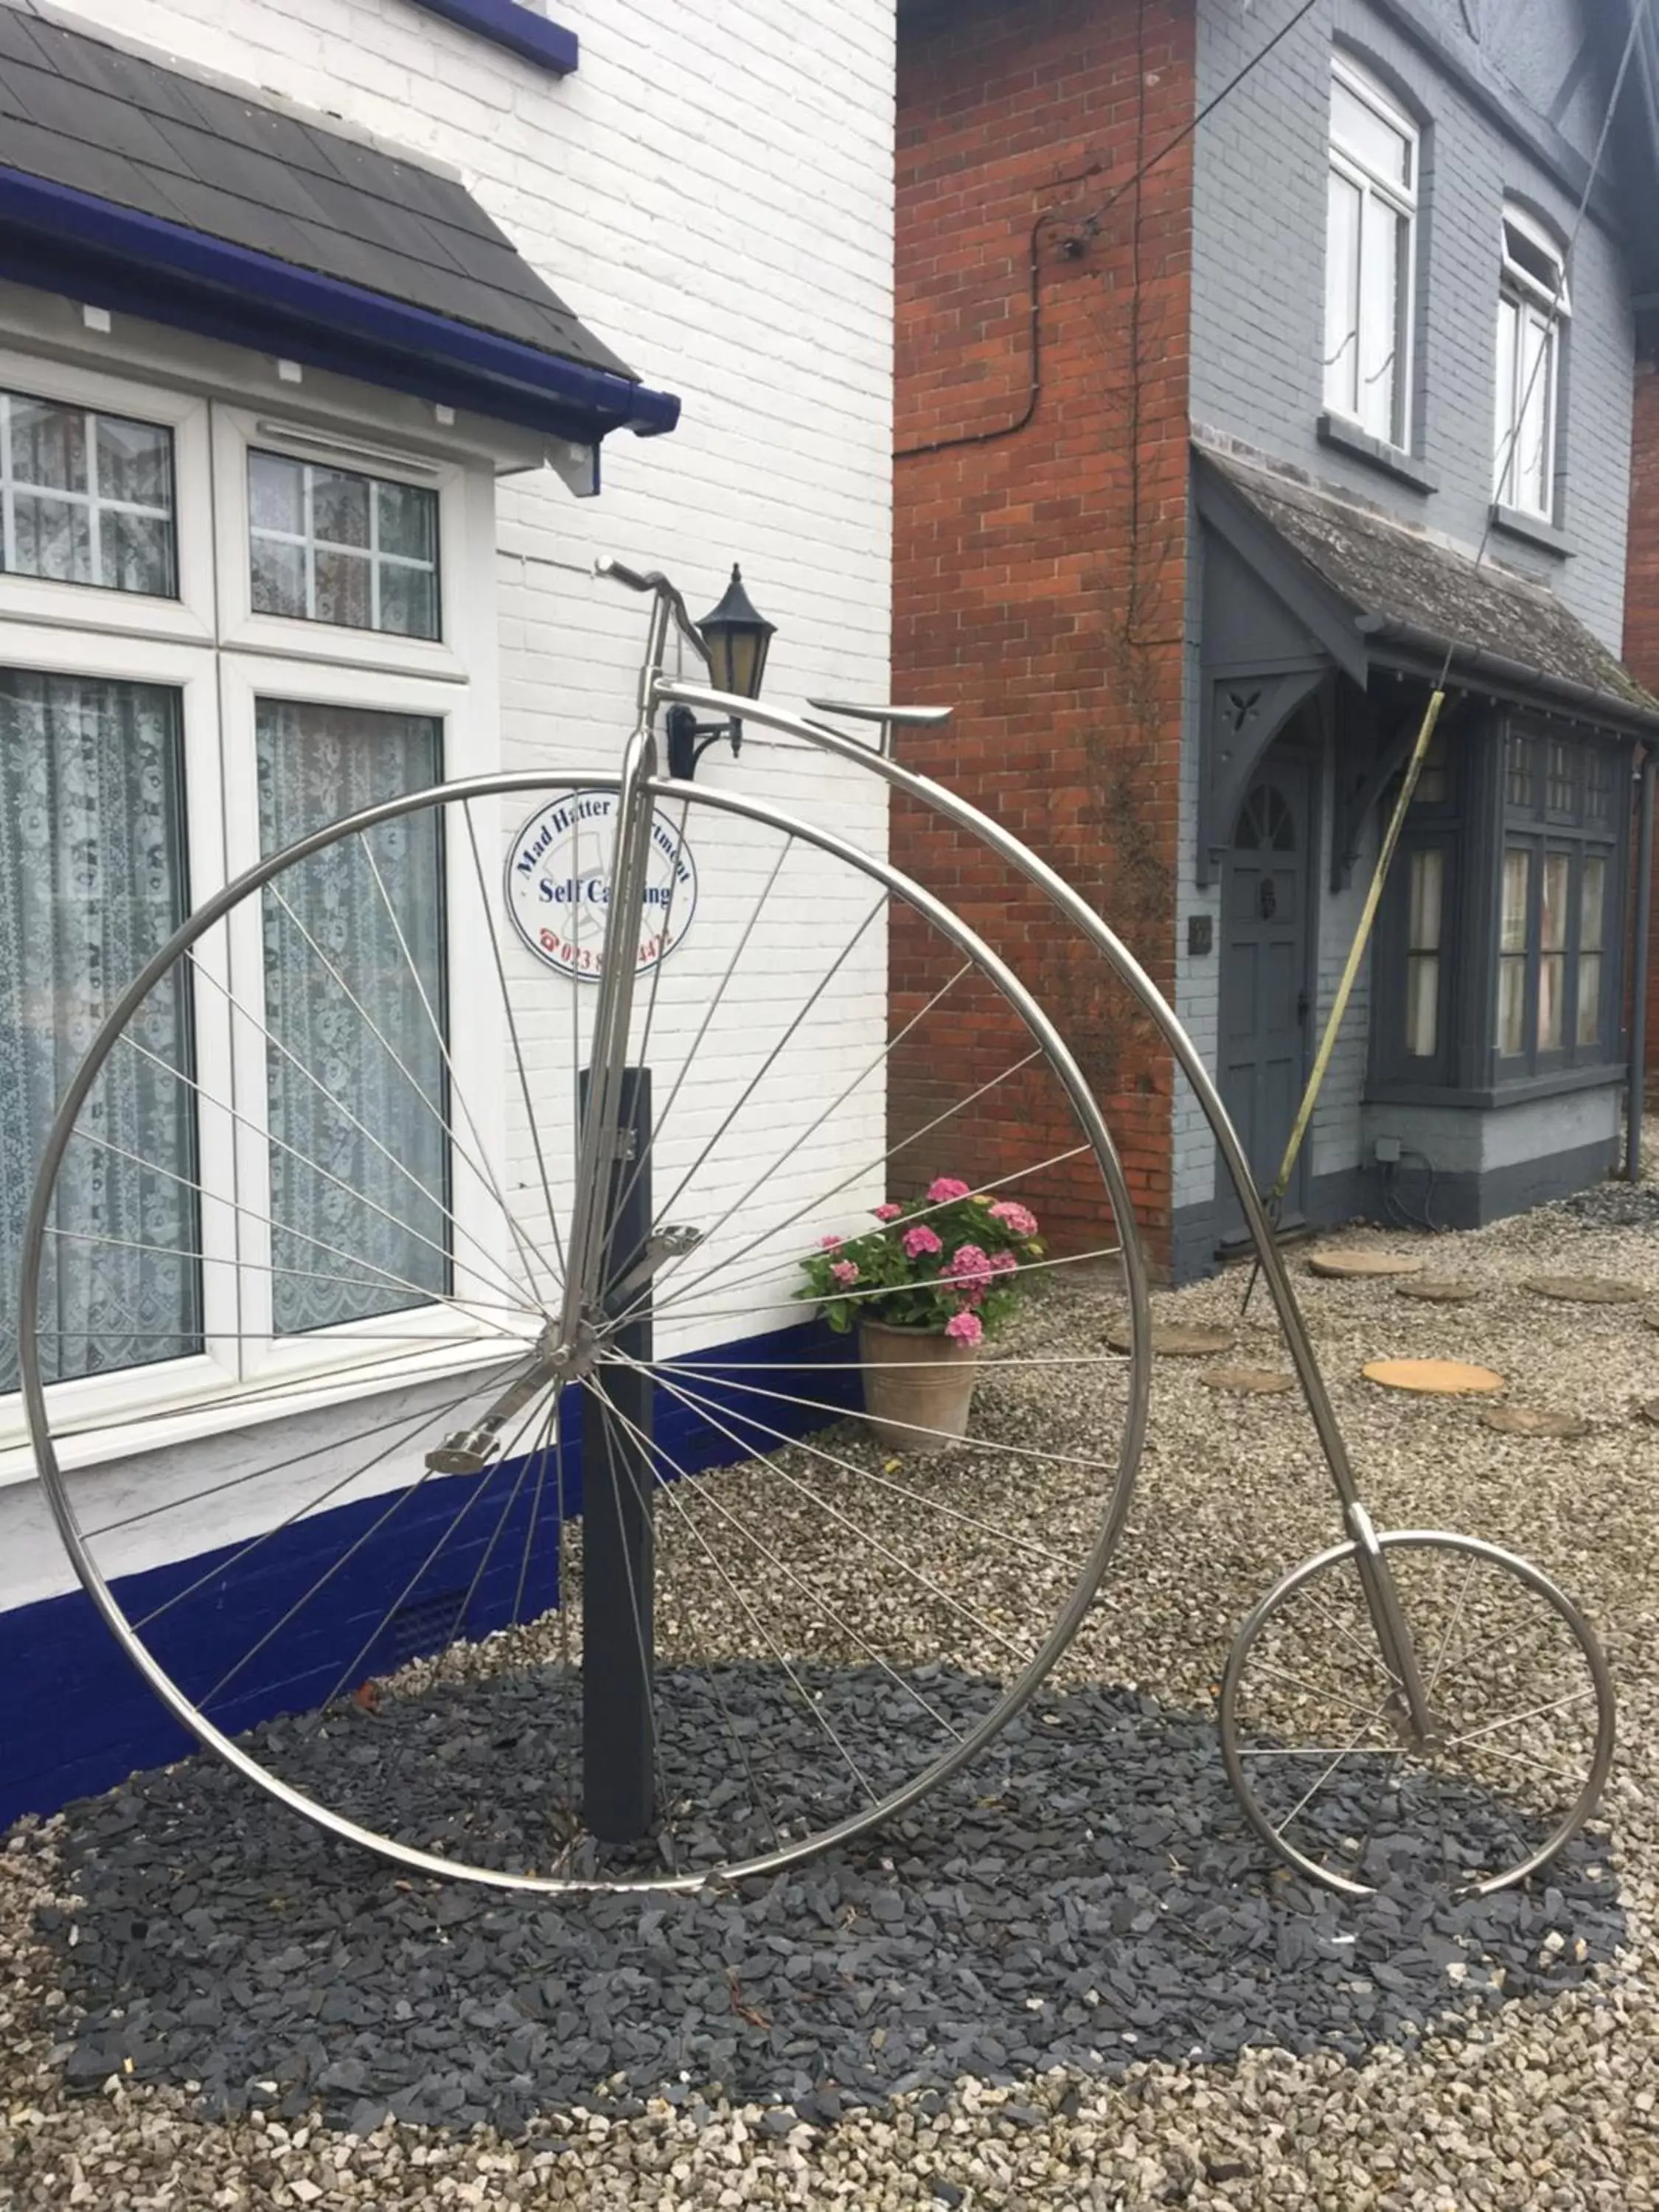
3,1175,1657,2209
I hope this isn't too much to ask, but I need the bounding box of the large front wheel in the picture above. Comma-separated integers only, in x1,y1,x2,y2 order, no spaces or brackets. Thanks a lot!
1220,1530,1615,1898
24,768,1152,1893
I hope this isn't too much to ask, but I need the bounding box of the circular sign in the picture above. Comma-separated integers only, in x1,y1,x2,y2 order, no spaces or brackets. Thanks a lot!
505,790,697,982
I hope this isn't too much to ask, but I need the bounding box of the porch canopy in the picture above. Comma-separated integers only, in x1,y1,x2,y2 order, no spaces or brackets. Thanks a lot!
1194,448,1659,886
0,10,679,450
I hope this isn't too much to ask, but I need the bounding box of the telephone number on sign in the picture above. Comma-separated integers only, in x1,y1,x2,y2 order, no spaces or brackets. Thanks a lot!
538,928,668,975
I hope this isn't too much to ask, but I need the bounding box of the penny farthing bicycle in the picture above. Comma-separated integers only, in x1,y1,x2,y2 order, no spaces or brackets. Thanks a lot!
24,561,1613,1899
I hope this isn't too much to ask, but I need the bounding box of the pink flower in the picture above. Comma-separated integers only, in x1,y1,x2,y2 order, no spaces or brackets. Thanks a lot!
943,1242,992,1284
902,1223,943,1259
927,1176,972,1204
990,1249,1018,1275
873,1202,902,1221
945,1309,984,1345
830,1259,860,1287
988,1199,1039,1238
819,1234,843,1250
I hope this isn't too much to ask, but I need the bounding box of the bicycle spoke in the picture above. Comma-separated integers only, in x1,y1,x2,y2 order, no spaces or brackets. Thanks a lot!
83,1368,509,1539
645,891,888,1239
1447,1687,1598,1748
358,837,556,1309
648,1359,1114,1494
605,835,795,1238
268,885,543,1307
116,1028,528,1315
185,948,531,1310
131,1368,504,1632
1272,1699,1396,1842
622,1355,1028,1662
38,1225,532,1323
631,960,973,1320
61,1133,540,1326
462,799,569,1289
584,1374,879,1809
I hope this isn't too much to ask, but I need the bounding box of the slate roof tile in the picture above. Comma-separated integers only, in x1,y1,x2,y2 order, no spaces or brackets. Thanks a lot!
1210,453,1657,718
0,12,636,382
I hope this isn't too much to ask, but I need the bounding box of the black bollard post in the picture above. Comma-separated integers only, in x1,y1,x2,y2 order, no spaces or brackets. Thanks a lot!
580,1065,656,1843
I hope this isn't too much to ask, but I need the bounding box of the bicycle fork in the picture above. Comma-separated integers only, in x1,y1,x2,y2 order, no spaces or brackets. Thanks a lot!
1345,1500,1440,1748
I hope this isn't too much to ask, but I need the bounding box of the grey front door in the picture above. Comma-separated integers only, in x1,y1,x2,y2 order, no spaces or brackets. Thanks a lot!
1218,762,1311,1237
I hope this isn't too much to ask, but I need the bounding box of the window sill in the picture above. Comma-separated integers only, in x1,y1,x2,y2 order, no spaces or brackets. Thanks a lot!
1366,1060,1625,1110
409,0,578,74
0,1334,521,1489
1317,413,1439,493
1489,503,1575,558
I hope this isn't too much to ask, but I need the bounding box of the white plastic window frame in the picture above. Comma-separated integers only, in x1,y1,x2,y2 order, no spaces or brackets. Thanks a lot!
215,653,511,1401
212,407,470,682
0,358,509,1485
0,347,215,644
1493,204,1569,521
1324,55,1419,451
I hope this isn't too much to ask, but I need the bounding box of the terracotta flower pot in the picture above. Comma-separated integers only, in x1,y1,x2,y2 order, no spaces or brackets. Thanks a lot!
858,1317,979,1455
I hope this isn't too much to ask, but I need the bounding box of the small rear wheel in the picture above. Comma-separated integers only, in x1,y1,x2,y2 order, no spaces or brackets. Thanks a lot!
1219,1530,1615,1897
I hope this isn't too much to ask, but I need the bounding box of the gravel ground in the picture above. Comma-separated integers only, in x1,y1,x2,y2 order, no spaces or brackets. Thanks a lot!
4,1172,1659,2208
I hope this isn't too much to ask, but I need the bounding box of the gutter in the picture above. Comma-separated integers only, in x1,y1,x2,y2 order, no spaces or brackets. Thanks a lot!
0,165,681,445
1355,613,1659,737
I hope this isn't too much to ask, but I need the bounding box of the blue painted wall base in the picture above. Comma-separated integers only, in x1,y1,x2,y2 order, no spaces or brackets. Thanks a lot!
0,1320,857,1829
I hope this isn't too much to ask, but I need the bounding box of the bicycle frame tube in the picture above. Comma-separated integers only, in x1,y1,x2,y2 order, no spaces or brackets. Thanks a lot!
653,681,1364,1509
557,611,672,1334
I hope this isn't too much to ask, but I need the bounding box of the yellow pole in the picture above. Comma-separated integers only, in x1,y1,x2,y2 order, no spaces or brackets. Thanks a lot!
1265,686,1446,1209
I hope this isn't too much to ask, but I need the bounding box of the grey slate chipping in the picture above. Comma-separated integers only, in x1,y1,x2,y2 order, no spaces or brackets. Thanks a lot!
0,11,637,382
1209,451,1658,718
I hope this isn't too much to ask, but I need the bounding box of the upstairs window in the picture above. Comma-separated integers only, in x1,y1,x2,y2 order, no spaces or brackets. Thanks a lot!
1494,206,1568,519
1324,58,1417,448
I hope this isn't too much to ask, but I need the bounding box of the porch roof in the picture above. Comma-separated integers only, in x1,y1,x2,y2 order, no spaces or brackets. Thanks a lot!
1199,450,1659,731
0,10,679,449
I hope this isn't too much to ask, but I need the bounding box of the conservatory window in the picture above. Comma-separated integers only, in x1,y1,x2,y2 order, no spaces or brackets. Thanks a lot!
1494,733,1620,1072
1324,58,1417,448
1494,207,1568,520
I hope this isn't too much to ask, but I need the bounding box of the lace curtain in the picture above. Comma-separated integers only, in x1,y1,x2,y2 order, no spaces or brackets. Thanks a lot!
0,671,198,1391
257,700,448,1335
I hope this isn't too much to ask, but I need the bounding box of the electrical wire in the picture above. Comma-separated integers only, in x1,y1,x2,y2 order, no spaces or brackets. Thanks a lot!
895,0,1325,462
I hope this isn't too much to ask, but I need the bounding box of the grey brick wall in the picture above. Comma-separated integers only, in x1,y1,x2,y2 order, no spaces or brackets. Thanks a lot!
1175,0,1638,1248
1189,0,1634,644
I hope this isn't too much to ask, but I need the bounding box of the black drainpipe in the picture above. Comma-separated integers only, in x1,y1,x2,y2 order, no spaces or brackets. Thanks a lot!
1628,744,1655,1182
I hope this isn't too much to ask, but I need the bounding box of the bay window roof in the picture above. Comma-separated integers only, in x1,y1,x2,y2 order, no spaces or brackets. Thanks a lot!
1200,451,1659,728
0,12,679,447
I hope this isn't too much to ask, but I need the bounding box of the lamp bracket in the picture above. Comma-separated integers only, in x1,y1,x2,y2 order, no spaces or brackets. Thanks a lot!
664,701,742,781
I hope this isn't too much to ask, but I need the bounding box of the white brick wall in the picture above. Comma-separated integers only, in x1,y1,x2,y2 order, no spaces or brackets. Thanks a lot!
1,0,896,1602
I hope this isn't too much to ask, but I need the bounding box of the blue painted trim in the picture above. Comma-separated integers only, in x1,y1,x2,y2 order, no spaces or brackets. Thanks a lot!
409,0,580,75
0,1319,856,1827
0,167,679,445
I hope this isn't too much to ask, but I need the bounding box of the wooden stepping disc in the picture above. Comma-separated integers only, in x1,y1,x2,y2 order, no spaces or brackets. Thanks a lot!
1643,1309,1659,1334
1309,1248,1423,1280
1201,1365,1295,1394
1105,1322,1234,1358
1482,1405,1587,1439
1638,1399,1659,1426
1396,1278,1480,1304
1363,1357,1504,1396
1523,1273,1644,1306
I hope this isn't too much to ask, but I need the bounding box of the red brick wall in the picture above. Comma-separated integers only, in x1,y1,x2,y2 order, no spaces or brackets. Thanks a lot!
1628,357,1659,1071
891,0,1194,1265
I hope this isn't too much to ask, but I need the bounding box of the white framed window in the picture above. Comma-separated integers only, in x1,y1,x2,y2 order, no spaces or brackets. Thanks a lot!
0,358,501,1467
1494,205,1568,519
1323,56,1418,448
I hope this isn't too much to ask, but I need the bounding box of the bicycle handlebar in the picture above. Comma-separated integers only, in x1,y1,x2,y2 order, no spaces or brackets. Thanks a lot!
594,555,711,671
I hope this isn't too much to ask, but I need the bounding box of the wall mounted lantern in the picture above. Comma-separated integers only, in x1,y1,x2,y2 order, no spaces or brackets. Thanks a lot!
664,563,776,779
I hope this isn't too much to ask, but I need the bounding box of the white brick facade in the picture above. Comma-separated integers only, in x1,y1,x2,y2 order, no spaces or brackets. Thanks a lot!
0,0,897,1609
